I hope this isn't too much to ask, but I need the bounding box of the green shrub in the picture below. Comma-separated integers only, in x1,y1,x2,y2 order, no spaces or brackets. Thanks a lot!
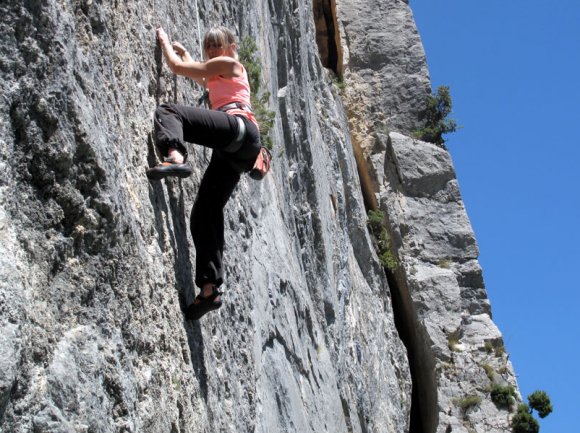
332,75,346,91
484,340,505,357
490,384,516,409
527,391,553,418
414,85,458,146
367,209,398,271
367,209,385,233
377,226,397,271
379,249,398,271
512,404,539,433
239,37,276,149
453,394,481,412
481,363,495,381
510,391,553,433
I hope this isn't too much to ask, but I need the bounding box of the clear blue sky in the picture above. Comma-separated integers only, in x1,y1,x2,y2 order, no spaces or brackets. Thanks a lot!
411,1,580,432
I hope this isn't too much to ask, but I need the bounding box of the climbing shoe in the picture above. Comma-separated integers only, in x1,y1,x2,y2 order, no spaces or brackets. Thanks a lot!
185,288,223,320
146,157,192,180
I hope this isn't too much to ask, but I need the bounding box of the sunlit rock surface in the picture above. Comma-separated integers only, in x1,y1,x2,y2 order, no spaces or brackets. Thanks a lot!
0,1,518,432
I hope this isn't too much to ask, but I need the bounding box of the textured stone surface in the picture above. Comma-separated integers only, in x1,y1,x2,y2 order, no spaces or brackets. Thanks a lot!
1,0,409,432
378,133,520,432
335,2,523,425
1,1,519,432
336,0,431,154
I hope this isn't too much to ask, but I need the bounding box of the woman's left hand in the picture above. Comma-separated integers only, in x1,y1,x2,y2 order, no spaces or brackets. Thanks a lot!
172,41,187,57
156,27,170,46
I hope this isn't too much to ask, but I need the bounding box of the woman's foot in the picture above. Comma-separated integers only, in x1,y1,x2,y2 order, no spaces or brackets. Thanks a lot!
185,284,223,320
167,148,185,164
146,148,191,180
146,157,192,180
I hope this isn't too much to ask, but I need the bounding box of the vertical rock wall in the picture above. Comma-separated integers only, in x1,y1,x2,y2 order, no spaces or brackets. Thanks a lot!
1,0,521,432
335,1,521,432
1,0,409,432
380,133,519,433
335,0,431,211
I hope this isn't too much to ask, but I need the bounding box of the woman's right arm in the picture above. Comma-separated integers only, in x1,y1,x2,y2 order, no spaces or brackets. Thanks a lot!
170,40,206,87
156,27,241,82
157,28,192,75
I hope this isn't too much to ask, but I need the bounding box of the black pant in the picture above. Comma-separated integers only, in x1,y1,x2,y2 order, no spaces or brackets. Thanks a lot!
154,103,260,288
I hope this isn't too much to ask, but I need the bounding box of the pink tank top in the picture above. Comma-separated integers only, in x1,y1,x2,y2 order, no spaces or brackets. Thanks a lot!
207,66,259,129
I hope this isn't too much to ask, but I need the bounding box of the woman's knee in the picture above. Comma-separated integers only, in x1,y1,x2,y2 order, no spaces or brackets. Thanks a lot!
155,103,175,121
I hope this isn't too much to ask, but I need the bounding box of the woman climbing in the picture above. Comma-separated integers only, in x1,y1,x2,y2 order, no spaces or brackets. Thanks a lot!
147,26,261,320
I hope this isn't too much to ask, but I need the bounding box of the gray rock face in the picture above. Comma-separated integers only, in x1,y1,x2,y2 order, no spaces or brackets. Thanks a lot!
1,0,409,432
335,1,522,427
333,0,432,213
0,1,518,433
337,0,431,136
378,133,520,432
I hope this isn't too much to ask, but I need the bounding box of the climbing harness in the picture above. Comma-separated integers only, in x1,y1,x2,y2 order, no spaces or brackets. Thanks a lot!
215,106,272,180
221,117,246,153
216,102,254,113
216,103,253,153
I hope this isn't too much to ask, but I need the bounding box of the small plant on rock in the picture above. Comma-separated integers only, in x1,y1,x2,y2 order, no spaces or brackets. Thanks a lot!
331,75,346,91
414,85,459,146
490,384,516,409
484,340,505,357
453,394,482,414
481,363,495,382
527,390,553,419
511,390,553,433
367,209,398,271
512,404,539,433
239,37,276,150
378,230,398,270
367,209,385,234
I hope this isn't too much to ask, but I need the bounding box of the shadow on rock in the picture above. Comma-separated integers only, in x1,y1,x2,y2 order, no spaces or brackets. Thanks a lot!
146,136,209,402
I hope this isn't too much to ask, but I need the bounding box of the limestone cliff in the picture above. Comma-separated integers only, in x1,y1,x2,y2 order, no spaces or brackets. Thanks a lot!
0,1,518,432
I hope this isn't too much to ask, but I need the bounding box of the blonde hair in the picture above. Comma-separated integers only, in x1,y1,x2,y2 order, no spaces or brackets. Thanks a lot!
203,27,238,59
